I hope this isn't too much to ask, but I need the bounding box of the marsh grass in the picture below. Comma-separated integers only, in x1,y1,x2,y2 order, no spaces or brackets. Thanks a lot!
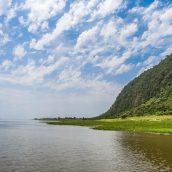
43,115,172,134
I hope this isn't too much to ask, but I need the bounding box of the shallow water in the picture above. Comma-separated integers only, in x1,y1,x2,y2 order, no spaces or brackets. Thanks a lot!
0,120,172,172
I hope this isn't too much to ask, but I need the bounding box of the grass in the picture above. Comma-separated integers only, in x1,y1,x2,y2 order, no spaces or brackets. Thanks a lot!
42,115,172,134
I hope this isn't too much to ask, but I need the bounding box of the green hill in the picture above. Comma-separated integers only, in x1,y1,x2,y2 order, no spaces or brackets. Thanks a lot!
100,54,172,118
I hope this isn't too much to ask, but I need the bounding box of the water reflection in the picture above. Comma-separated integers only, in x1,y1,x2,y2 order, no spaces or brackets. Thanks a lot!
117,132,172,171
0,120,172,172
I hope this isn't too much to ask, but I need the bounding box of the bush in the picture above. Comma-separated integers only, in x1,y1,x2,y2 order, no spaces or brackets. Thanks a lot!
121,114,128,119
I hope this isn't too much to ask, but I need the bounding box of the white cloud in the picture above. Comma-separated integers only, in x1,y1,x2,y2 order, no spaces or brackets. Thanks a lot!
7,8,16,22
0,29,10,45
137,56,160,74
71,16,138,77
0,0,12,16
19,16,27,26
49,66,122,96
75,17,138,55
40,21,49,31
161,47,172,57
100,20,118,39
97,49,134,75
0,60,12,71
143,56,157,66
3,57,68,85
91,0,123,20
58,67,81,82
159,6,172,22
30,0,102,50
115,63,133,75
75,25,99,50
0,0,16,22
130,1,172,50
100,18,138,44
42,55,56,65
120,22,138,39
129,0,159,15
0,56,122,109
23,0,66,33
13,44,26,60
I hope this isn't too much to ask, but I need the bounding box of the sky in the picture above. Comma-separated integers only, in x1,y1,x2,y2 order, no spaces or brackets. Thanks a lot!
0,0,172,119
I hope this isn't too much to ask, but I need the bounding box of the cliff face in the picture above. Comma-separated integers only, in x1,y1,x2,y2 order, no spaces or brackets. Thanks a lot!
100,54,172,118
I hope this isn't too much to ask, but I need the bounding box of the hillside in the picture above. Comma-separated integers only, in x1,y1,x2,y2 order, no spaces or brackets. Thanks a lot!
100,54,172,118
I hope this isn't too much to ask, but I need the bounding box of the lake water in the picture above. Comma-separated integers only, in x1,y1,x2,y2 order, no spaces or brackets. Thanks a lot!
0,120,172,172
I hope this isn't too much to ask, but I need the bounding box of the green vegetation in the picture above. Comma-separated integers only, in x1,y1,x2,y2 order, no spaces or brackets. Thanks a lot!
100,54,172,118
40,55,172,134
43,115,172,134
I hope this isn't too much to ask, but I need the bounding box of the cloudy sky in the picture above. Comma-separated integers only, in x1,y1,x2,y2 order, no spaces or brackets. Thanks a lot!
0,0,172,119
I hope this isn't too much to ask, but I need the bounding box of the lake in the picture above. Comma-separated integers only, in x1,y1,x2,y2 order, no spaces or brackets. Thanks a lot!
0,120,172,172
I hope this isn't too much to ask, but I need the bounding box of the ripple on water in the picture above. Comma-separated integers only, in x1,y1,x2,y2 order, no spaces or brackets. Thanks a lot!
0,120,172,172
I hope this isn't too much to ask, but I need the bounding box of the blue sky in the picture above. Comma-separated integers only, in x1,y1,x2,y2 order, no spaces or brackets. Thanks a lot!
0,0,172,119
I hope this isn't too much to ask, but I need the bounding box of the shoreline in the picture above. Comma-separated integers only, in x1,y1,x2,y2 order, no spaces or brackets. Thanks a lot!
40,115,172,135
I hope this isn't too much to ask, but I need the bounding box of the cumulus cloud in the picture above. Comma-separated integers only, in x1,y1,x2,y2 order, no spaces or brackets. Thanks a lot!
73,17,138,76
30,0,118,50
48,66,121,96
0,57,68,86
13,44,26,60
130,1,172,50
120,23,138,39
100,20,118,39
75,25,99,50
91,0,123,20
22,0,66,33
97,49,134,75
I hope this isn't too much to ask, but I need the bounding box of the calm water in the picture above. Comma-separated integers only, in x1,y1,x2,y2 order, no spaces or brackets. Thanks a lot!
0,120,172,172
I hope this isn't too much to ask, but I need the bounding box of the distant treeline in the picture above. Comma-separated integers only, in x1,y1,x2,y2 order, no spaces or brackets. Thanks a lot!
35,117,90,120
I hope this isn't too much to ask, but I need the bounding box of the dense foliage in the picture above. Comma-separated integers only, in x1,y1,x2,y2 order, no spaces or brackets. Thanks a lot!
100,54,172,118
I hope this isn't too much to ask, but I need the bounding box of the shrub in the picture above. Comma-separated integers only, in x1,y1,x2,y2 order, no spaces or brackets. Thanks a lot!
121,114,128,119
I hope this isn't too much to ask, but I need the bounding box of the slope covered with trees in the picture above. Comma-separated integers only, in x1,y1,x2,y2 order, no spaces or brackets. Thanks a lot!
100,54,172,118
